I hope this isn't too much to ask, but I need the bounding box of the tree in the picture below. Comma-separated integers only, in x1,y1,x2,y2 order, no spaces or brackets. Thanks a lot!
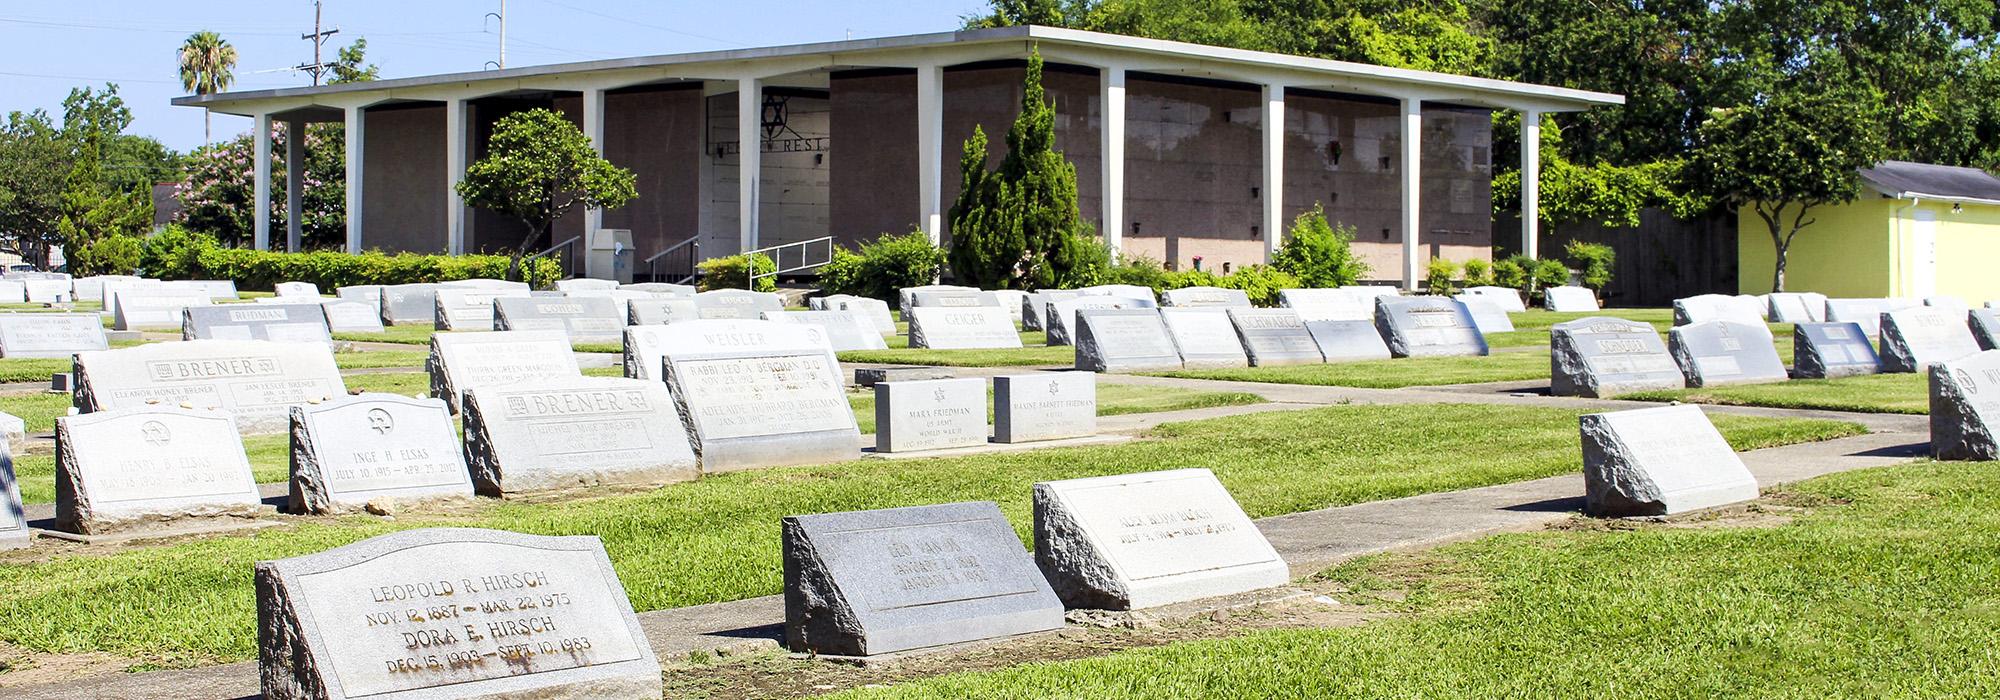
178,31,237,144
947,48,1106,289
330,38,380,84
456,108,637,283
0,110,68,263
176,124,346,249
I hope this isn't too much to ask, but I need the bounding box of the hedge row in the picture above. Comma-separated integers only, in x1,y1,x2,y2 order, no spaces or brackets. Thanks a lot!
140,227,561,290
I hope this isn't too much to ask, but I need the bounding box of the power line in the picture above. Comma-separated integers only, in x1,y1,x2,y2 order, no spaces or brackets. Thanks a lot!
530,0,746,49
295,1,340,86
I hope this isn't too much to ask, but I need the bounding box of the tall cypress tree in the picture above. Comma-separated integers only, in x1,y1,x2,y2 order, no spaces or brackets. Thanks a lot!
948,47,1105,289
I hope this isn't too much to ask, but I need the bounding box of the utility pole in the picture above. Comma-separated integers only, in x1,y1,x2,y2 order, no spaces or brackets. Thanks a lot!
297,0,340,85
485,0,507,69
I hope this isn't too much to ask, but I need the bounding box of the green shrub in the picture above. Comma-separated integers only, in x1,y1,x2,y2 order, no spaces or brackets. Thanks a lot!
1103,254,1172,292
1564,241,1616,291
1493,255,1529,290
1273,204,1368,287
697,253,777,292
1204,264,1298,306
818,231,947,301
1532,258,1571,294
1462,258,1493,287
138,225,559,289
71,234,144,276
1425,257,1460,296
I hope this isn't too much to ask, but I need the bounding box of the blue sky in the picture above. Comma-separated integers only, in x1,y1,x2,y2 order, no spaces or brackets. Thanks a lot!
0,0,987,152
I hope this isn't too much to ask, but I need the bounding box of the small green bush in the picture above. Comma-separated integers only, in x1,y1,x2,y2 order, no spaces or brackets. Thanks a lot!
698,253,777,292
1564,241,1616,291
71,234,144,276
1462,258,1494,287
1493,255,1529,290
1532,258,1571,294
817,231,946,301
1273,204,1369,288
1103,254,1172,292
1425,257,1460,296
140,225,558,289
1204,265,1298,306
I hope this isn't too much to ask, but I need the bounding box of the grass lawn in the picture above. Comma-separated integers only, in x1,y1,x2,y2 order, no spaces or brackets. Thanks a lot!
332,350,428,369
840,331,1072,367
1156,351,1552,389
0,340,144,384
841,461,2000,698
0,405,1860,667
1620,372,1928,414
846,383,1265,433
332,325,436,345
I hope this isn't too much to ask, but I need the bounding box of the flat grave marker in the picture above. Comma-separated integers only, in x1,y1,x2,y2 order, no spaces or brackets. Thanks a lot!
1075,308,1182,372
1581,404,1758,516
288,394,470,514
1159,308,1248,369
994,372,1095,444
1034,468,1288,609
874,377,987,453
55,406,261,534
462,376,698,495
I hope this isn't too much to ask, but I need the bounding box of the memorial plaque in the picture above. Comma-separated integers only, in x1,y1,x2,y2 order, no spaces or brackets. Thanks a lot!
0,313,108,358
113,290,213,330
275,281,321,298
1074,284,1156,303
1879,306,1981,372
1824,298,1892,338
908,290,1000,309
626,297,698,326
1303,319,1391,362
989,289,1028,324
321,300,386,333
1045,296,1148,346
1034,468,1287,610
693,289,784,320
493,296,624,345
1,439,25,550
1668,320,1786,387
765,310,888,352
54,406,261,534
824,295,895,334
71,275,143,303
908,305,1023,350
1159,308,1249,369
428,331,582,414
1279,288,1371,322
655,320,857,471
783,501,1065,656
993,372,1095,444
1581,404,1758,516
1021,290,1079,331
0,280,25,304
1971,308,2000,350
621,282,694,297
1673,294,1765,326
1229,308,1325,366
74,340,346,435
874,377,987,453
898,284,978,318
1375,297,1488,358
1460,285,1526,313
1074,309,1182,372
1925,295,1970,318
1767,292,1826,323
1930,350,2000,460
183,304,333,345
289,394,471,514
23,278,70,303
256,528,662,700
1550,317,1682,397
336,284,384,309
1458,297,1516,334
1162,286,1252,308
1543,285,1599,312
434,287,532,331
1793,322,1880,379
462,377,698,495
554,278,619,294
378,284,441,326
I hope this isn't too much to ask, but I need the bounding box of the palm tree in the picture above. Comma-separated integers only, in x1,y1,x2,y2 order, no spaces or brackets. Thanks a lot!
178,31,237,144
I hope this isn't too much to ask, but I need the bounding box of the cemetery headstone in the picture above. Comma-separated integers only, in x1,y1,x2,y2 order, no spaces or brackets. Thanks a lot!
765,310,888,351
1580,404,1758,516
1793,322,1880,379
783,501,1065,656
462,376,698,495
1767,292,1826,323
620,282,694,296
908,289,1000,309
1,434,24,549
993,372,1095,443
0,313,108,358
554,278,620,293
654,320,858,471
989,289,1028,324
183,304,333,344
1374,297,1488,357
438,278,528,290
1879,306,1981,372
1046,296,1151,346
825,295,895,334
1159,308,1249,369
874,377,987,453
1075,309,1182,372
1925,295,1970,318
0,280,24,304
1021,290,1080,331
1162,286,1253,308
905,305,1023,350
274,281,321,298
1930,349,2000,460
1459,297,1516,334
288,394,471,514
1824,298,1891,338
854,366,954,388
23,278,70,303
255,528,661,700
427,330,582,414
1549,317,1682,397
898,284,978,319
693,289,785,320
377,284,440,326
1668,320,1787,387
335,284,383,309
0,410,24,456
185,279,241,300
1279,288,1371,322
626,296,699,326
1673,294,1765,326
1460,285,1526,313
71,275,142,303
55,406,261,534
622,320,827,381
1229,308,1325,366
319,300,385,333
73,340,347,434
1543,285,1600,312
1971,308,2000,350
1303,319,1391,362
492,296,624,344
1034,468,1288,610
1074,284,1157,303
113,290,213,330
433,287,531,331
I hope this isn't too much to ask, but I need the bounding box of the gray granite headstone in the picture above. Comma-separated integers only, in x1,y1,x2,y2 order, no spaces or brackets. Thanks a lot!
989,289,1028,324
1231,308,1326,365
908,305,1024,349
1303,319,1391,362
184,304,333,345
462,377,698,495
1930,349,2000,460
874,377,987,453
1824,298,1891,338
620,282,694,296
1159,308,1249,369
1879,306,1981,373
0,313,108,358
693,289,785,320
1075,308,1182,372
1669,320,1787,387
1673,294,1765,326
1766,292,1826,323
1459,285,1526,313
909,289,1000,309
1034,468,1288,610
993,372,1095,443
1,439,25,550
255,527,662,700
1278,288,1371,322
319,300,385,333
1161,286,1252,308
74,340,347,435
1543,285,1599,312
288,394,469,514
1581,404,1758,516
622,320,830,382
1045,296,1150,346
766,310,890,351
1971,308,2000,350
1375,297,1488,358
627,297,698,326
655,319,858,471
1021,290,1080,331
783,501,1065,656
434,287,531,331
377,284,439,326
1793,322,1880,379
185,279,241,300
335,284,383,309
898,284,978,319
1549,317,1682,397
55,406,261,534
1457,297,1516,334
427,330,582,414
493,296,624,344
113,289,213,330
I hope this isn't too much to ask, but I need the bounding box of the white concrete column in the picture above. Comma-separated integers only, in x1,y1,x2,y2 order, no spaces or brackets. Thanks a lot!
1100,65,1126,258
1260,83,1286,262
284,118,304,252
1399,98,1423,291
344,105,365,253
252,113,272,251
916,64,945,244
737,78,761,253
445,99,469,255
1519,109,1542,259
581,88,606,245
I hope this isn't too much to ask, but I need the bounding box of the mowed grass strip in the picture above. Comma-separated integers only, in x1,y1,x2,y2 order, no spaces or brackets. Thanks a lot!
836,461,2000,699
0,405,1860,667
1155,351,1551,388
1619,372,1928,414
846,383,1265,433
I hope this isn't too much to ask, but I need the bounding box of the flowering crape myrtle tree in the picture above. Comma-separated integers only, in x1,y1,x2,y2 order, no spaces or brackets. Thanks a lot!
176,123,346,250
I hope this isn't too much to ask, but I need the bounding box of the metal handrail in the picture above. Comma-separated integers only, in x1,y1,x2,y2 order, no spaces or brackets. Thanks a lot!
645,235,701,284
745,235,835,288
521,235,582,287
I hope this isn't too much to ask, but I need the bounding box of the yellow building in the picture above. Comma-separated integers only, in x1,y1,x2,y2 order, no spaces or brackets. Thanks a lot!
1738,161,2000,300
